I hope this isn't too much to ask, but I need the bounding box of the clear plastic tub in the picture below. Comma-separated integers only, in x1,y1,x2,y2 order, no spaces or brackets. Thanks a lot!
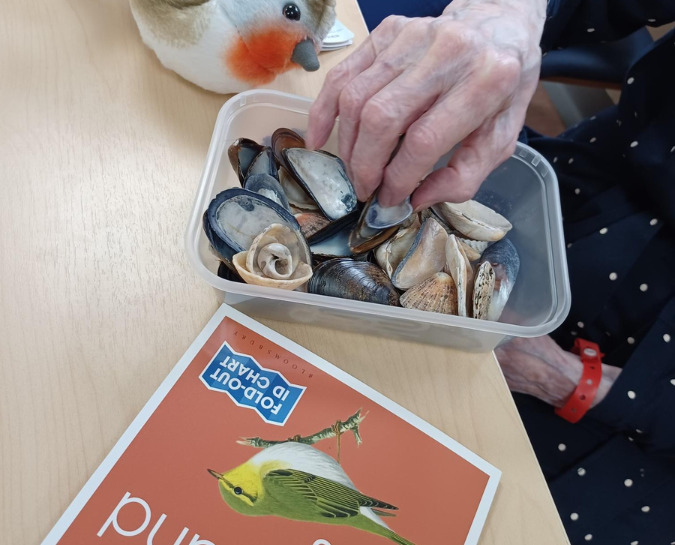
186,89,571,351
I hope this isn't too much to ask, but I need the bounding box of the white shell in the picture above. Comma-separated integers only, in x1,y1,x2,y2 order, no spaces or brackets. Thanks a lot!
391,217,448,290
433,200,512,242
233,224,312,290
400,272,458,315
444,235,473,318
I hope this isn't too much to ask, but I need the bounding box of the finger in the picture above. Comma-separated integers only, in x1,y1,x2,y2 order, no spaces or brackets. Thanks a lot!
377,88,503,207
305,39,378,150
410,117,517,210
410,87,532,210
346,69,443,201
336,60,405,171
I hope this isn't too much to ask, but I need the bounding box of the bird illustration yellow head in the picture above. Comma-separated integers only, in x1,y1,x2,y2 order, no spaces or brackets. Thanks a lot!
208,442,416,545
129,0,337,93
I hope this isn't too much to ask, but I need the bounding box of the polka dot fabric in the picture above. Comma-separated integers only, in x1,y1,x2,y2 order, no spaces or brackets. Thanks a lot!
516,4,675,544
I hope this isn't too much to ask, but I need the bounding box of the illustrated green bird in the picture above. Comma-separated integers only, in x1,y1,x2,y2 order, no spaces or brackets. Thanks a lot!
208,441,416,545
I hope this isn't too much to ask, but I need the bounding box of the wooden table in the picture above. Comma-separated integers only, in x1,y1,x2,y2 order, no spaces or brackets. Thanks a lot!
0,1,569,544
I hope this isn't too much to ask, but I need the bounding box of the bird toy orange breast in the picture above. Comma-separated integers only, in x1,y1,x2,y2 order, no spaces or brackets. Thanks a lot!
129,0,336,93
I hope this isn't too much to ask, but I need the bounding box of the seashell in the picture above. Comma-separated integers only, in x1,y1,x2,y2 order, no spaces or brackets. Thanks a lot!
444,235,474,318
279,166,319,211
472,261,495,320
308,211,359,259
349,194,398,254
228,138,264,185
432,200,512,241
283,148,357,221
391,217,448,290
374,215,421,278
400,272,458,315
481,238,520,321
244,173,290,212
217,260,243,283
203,188,300,263
364,194,413,229
232,224,312,291
272,128,306,167
246,148,278,180
308,258,399,306
295,212,332,240
457,237,490,262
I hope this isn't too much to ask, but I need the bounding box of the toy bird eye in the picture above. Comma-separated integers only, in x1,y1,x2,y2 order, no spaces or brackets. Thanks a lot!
283,3,301,21
233,486,243,495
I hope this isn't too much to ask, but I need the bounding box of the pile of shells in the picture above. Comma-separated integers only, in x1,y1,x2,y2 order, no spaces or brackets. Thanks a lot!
203,128,520,322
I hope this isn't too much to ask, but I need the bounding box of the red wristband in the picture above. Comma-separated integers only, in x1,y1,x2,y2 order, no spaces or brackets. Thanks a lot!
554,338,603,423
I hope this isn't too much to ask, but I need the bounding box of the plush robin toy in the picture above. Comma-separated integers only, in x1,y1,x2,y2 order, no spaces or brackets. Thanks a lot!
130,0,336,93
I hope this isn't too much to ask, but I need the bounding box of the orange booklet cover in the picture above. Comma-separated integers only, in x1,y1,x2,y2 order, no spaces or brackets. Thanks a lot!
42,304,500,545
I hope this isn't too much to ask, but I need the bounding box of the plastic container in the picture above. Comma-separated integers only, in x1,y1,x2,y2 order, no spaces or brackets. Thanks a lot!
186,89,571,351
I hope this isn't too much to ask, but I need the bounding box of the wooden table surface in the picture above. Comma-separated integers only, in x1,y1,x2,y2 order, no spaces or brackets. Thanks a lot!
0,1,569,543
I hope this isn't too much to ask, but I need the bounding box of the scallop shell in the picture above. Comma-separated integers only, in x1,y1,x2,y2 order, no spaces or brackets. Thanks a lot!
232,224,312,290
433,200,512,242
400,272,458,315
457,237,490,262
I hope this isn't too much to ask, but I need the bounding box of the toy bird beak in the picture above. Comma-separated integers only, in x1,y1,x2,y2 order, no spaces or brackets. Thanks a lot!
207,469,223,479
292,38,319,72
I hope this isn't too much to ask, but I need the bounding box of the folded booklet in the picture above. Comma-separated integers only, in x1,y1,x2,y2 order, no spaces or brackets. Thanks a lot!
42,304,500,545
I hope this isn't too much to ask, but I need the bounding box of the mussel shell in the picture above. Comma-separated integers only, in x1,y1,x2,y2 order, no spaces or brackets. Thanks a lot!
217,260,243,283
349,195,398,254
308,258,400,306
272,128,305,167
244,173,291,212
228,138,264,184
283,148,357,221
204,188,300,262
481,238,520,321
279,166,318,211
247,148,278,180
308,210,359,259
365,195,413,229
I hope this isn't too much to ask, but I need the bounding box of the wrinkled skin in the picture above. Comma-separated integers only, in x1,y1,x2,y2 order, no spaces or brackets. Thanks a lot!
495,336,622,408
307,0,546,210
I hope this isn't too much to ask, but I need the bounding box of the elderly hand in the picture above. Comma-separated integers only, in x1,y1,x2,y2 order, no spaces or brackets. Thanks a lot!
495,336,622,408
306,0,546,210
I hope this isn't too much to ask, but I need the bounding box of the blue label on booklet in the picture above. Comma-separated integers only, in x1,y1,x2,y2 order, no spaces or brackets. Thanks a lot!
200,342,305,425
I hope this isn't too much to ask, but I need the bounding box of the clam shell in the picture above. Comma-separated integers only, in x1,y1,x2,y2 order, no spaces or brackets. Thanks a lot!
457,237,490,262
472,261,495,320
374,215,421,278
433,200,512,241
400,272,458,315
391,217,448,290
308,258,399,306
283,148,357,221
204,188,300,263
444,235,473,318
